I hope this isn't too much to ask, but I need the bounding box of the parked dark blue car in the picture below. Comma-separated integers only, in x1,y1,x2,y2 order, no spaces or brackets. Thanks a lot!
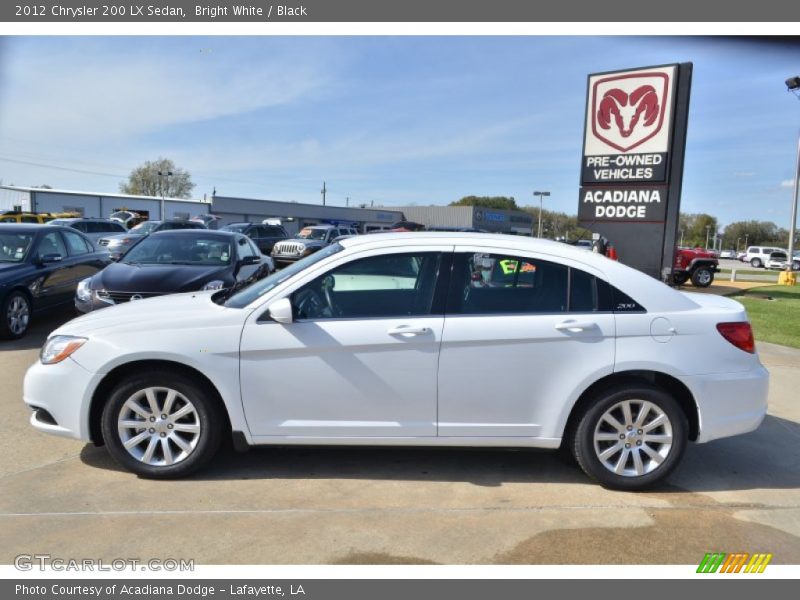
75,230,274,313
0,224,111,339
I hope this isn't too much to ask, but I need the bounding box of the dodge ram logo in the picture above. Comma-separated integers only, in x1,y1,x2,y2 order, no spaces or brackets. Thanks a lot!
591,72,670,153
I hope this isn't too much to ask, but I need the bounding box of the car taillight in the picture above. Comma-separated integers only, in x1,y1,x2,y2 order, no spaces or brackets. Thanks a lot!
716,322,755,354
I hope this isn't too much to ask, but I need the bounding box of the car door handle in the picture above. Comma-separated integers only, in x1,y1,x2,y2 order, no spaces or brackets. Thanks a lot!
387,325,431,336
554,320,597,333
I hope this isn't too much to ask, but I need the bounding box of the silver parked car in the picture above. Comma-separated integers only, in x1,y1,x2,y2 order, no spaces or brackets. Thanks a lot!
47,218,128,251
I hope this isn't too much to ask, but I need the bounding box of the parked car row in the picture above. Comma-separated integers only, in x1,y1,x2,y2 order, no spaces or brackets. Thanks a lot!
23,232,769,490
0,223,274,339
739,245,799,269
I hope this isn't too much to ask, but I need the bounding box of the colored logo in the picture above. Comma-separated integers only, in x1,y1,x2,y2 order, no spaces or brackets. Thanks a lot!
696,552,773,574
591,71,670,153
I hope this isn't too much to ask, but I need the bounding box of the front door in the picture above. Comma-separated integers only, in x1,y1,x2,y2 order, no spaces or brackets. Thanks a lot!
240,249,447,438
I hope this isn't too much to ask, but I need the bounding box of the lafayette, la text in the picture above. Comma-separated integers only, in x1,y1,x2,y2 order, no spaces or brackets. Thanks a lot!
17,584,306,597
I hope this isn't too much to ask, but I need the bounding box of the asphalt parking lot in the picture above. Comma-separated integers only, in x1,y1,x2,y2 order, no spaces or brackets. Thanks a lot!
1,308,799,565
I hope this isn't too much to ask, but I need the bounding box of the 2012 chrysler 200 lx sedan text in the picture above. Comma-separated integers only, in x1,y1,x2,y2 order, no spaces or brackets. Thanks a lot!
24,233,769,490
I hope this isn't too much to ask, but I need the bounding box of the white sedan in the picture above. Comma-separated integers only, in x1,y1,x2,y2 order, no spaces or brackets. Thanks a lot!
24,233,769,489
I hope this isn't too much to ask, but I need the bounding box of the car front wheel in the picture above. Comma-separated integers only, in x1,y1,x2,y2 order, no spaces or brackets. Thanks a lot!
1,290,32,340
101,371,224,478
750,258,762,268
691,267,714,287
571,384,688,490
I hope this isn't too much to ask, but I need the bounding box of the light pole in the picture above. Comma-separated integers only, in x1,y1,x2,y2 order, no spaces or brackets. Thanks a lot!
157,170,172,219
321,181,327,206
533,191,550,238
787,75,800,268
705,225,711,249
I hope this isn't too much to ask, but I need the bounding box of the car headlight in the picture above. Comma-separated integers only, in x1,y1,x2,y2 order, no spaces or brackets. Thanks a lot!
40,335,87,365
76,278,93,303
202,280,226,291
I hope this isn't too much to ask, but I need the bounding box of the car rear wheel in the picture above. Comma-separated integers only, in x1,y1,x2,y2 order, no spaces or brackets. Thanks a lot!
1,291,32,340
750,258,762,268
691,267,714,287
101,371,224,478
571,384,688,490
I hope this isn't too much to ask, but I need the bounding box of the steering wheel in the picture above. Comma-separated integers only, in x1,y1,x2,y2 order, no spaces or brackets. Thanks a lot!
321,275,341,317
294,288,326,319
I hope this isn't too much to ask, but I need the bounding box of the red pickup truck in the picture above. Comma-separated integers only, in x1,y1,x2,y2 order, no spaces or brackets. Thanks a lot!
672,247,719,287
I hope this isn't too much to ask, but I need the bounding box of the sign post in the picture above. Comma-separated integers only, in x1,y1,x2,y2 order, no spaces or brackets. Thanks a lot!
577,63,692,281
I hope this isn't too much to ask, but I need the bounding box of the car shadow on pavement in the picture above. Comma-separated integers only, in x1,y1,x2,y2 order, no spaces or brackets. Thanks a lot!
0,307,76,352
78,414,800,492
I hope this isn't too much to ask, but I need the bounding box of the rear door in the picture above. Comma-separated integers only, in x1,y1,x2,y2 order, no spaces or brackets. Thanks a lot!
437,249,616,440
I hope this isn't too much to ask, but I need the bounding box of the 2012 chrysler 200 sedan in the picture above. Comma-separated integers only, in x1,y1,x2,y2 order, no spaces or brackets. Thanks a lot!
24,233,769,489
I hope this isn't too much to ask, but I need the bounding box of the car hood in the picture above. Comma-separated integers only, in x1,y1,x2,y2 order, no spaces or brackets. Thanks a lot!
55,290,245,338
91,262,230,293
278,238,326,248
102,233,145,242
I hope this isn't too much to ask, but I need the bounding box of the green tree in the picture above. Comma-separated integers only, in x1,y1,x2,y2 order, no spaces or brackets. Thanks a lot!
120,158,195,199
520,207,592,241
722,220,783,250
450,196,519,210
678,213,718,248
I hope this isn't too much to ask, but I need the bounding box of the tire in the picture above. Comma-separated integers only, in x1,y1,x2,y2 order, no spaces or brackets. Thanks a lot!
571,384,688,490
672,272,689,286
750,258,762,268
101,370,224,478
690,267,714,287
793,261,800,272
0,290,32,340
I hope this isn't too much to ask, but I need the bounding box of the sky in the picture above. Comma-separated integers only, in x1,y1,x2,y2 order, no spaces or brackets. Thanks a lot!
0,36,798,227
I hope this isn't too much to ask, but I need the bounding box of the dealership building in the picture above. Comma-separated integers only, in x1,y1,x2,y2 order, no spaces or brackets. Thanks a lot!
0,185,533,236
0,186,404,235
0,185,211,222
396,205,534,235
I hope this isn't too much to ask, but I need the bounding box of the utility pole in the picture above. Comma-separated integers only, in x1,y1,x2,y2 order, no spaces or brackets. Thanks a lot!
786,75,800,268
321,181,327,206
705,225,711,249
346,196,350,207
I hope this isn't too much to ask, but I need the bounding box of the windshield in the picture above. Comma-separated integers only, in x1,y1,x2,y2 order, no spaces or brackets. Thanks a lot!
296,228,328,240
0,232,34,263
224,243,343,308
122,235,232,266
130,222,158,234
222,224,249,233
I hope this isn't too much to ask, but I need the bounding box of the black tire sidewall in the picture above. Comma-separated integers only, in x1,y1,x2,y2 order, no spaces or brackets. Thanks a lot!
573,384,688,491
1,290,31,340
691,267,713,287
101,370,223,478
750,258,762,268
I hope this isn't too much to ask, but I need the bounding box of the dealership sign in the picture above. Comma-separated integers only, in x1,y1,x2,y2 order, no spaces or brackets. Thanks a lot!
581,65,676,188
577,63,692,280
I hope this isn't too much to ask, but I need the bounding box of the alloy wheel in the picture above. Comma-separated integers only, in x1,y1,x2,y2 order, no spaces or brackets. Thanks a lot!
117,387,201,466
7,295,30,336
592,399,674,477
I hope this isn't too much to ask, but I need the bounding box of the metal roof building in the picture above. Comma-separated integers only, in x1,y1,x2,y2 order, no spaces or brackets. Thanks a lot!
395,205,534,235
0,185,210,221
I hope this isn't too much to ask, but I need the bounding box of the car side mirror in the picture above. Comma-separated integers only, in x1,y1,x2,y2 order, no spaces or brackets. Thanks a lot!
38,253,63,265
267,297,293,324
240,255,260,266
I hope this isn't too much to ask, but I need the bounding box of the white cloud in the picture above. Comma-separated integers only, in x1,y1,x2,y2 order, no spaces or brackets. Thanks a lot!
781,179,796,188
0,41,336,145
